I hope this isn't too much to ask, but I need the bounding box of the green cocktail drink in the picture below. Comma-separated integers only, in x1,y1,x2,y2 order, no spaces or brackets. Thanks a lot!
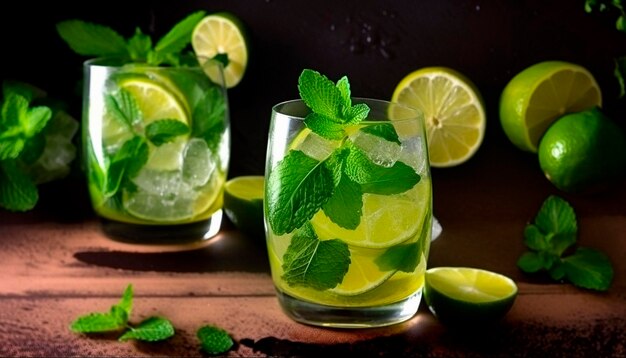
83,58,229,243
264,70,432,328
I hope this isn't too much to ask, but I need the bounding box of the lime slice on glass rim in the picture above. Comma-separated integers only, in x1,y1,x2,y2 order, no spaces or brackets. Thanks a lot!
424,267,518,326
191,12,249,88
223,175,265,238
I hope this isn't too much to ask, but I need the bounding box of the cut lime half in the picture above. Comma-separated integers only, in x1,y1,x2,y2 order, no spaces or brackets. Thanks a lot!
223,176,265,238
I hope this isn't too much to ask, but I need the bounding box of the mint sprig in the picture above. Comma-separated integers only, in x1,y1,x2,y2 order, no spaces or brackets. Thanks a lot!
197,325,234,355
517,195,614,291
57,11,206,66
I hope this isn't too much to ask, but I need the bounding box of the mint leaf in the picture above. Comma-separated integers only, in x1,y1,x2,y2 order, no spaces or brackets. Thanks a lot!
517,252,544,273
523,225,547,251
105,89,141,130
563,248,614,291
281,223,350,290
336,76,351,106
267,150,334,235
191,85,226,151
532,195,577,256
56,20,128,57
119,317,175,342
70,284,132,334
197,325,234,355
343,103,370,124
155,11,206,55
298,69,344,120
322,172,362,230
304,113,346,140
0,160,38,211
127,28,152,63
345,145,420,195
0,93,52,160
145,119,190,146
376,242,421,273
106,137,148,196
360,123,401,145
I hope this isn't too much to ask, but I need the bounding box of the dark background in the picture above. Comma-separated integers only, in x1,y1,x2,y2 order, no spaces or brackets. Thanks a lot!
1,0,625,215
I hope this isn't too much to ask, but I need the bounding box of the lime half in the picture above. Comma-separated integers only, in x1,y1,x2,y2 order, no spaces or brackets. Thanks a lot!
223,176,265,238
424,267,518,325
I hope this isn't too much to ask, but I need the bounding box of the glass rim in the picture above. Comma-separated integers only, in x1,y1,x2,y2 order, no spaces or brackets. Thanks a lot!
83,56,223,70
271,98,423,123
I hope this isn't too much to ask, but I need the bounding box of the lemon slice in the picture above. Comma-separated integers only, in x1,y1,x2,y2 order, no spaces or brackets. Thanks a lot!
424,267,518,325
329,246,396,296
192,13,248,88
499,61,602,153
223,176,265,238
392,67,486,168
310,181,430,248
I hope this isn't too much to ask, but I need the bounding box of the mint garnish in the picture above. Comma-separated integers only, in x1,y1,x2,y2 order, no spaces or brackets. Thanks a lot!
266,70,423,291
119,317,175,342
70,284,133,333
281,223,350,290
197,325,234,355
517,195,614,291
145,119,190,146
105,136,148,197
105,89,141,131
57,11,206,66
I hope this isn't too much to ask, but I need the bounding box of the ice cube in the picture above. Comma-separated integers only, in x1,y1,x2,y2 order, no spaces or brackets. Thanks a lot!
182,138,214,187
351,130,401,168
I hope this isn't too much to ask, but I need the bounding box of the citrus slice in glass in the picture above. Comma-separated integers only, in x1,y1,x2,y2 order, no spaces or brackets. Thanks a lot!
329,246,396,296
424,267,518,325
391,67,486,168
192,12,249,88
499,61,602,153
223,175,265,238
310,182,430,248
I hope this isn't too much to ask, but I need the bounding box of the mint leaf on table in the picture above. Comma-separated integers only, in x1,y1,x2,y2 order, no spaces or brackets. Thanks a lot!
70,284,133,333
517,195,614,291
0,160,38,211
197,325,234,355
281,223,350,290
119,317,175,342
56,20,128,57
145,119,190,146
266,150,334,235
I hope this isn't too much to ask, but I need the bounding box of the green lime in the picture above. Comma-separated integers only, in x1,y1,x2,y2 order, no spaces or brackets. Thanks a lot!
424,267,518,326
538,107,626,192
191,12,249,88
499,61,602,153
223,176,265,238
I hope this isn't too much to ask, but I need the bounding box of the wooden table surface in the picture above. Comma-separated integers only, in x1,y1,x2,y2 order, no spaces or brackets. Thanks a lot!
1,136,625,357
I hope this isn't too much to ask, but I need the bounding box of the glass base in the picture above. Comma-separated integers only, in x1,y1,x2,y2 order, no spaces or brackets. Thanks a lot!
275,289,422,328
101,210,223,247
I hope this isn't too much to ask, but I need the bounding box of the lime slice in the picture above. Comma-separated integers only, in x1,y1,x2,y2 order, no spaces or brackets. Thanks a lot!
192,12,249,88
223,176,265,238
329,246,396,296
424,267,518,325
499,61,602,153
310,181,430,248
392,67,486,168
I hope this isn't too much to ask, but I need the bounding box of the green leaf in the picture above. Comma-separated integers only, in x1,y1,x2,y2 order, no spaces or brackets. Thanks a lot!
3,81,46,102
304,112,346,140
322,172,362,230
336,76,351,107
0,93,52,160
119,317,175,342
344,103,370,124
116,284,133,317
105,137,148,196
298,69,345,120
533,195,577,256
127,27,153,63
105,89,141,130
345,145,420,195
145,119,190,146
56,20,128,57
548,261,566,281
281,223,350,290
70,312,127,333
360,123,401,145
191,85,226,151
155,11,206,55
517,252,544,273
563,248,614,291
266,150,334,235
0,160,38,211
197,325,234,355
523,224,547,251
376,241,421,273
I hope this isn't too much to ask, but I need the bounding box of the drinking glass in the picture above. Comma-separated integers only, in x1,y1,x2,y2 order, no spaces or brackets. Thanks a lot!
264,98,432,328
82,58,230,245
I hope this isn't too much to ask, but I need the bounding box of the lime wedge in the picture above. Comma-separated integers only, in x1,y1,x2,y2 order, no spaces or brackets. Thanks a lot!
329,246,396,296
424,267,518,325
192,12,249,88
223,176,265,238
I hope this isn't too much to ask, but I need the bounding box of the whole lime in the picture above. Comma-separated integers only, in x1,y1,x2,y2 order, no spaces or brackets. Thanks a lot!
538,107,626,192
